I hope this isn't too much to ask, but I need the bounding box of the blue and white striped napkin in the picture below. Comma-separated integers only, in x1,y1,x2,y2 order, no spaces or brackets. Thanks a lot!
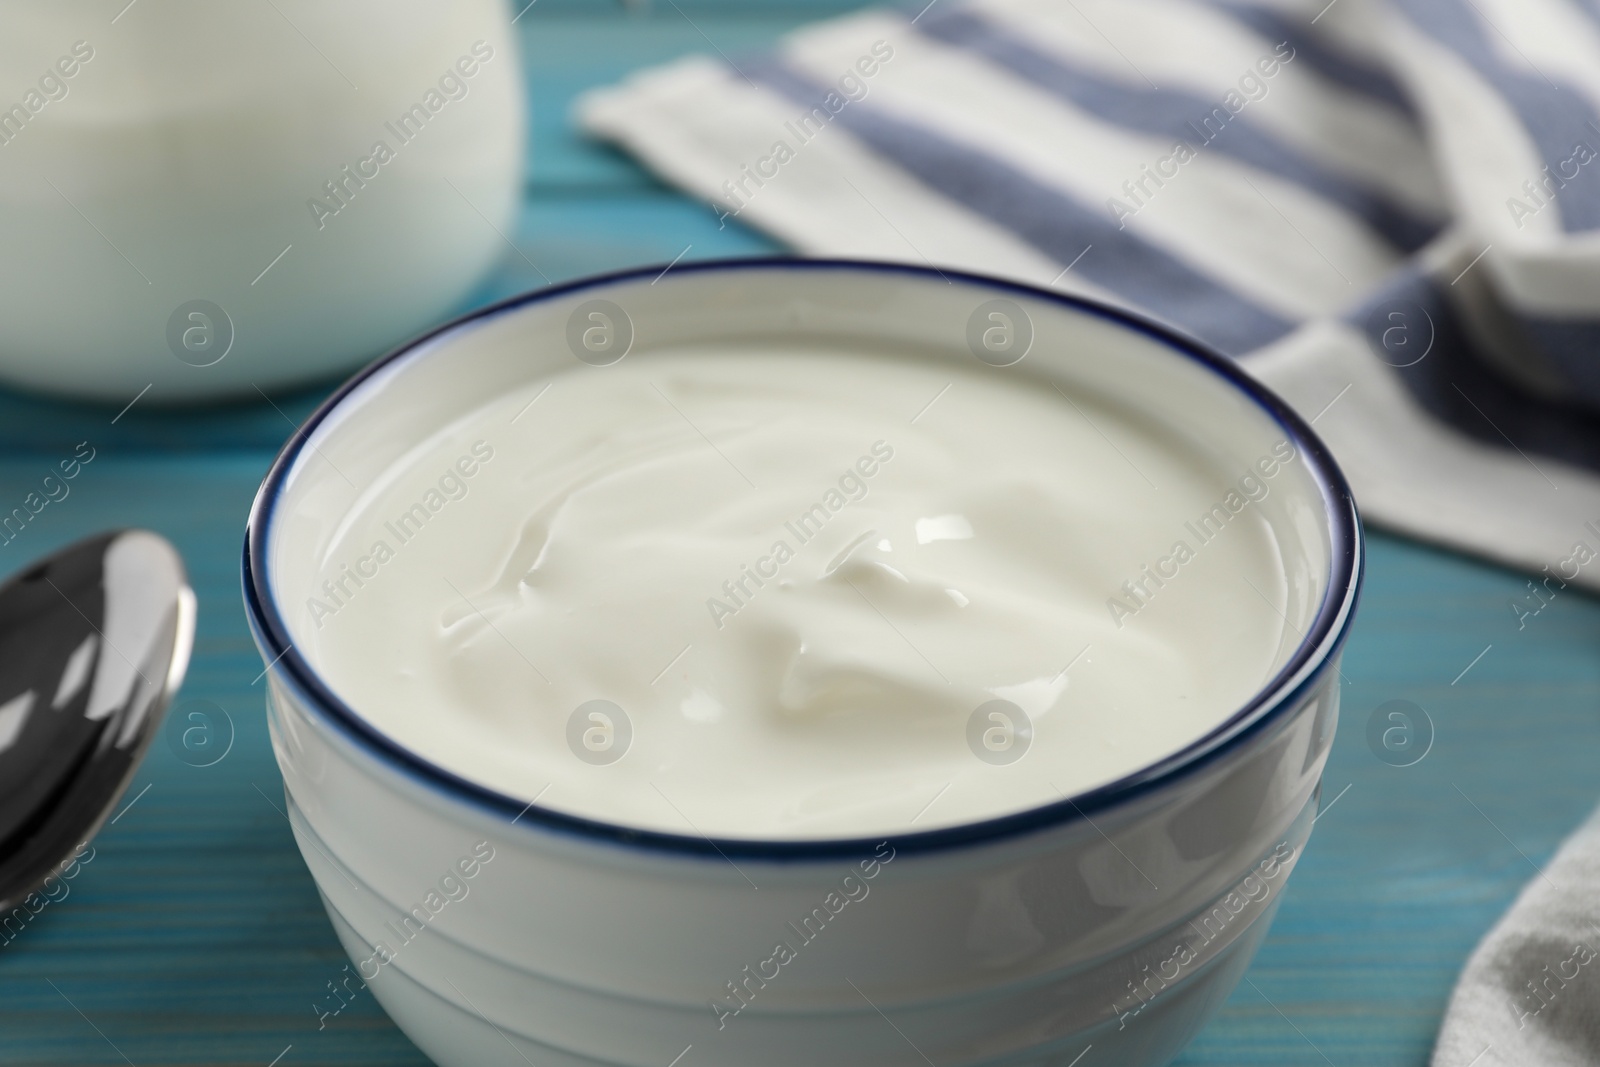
579,0,1600,601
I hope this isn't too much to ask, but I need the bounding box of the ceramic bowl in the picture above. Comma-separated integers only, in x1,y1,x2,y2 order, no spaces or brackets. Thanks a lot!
244,259,1362,1066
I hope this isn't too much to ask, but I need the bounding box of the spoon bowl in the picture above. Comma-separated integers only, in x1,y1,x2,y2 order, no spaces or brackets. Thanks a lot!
0,530,194,913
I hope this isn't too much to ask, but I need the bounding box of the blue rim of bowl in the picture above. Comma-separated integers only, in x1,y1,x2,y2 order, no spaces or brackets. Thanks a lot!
243,256,1363,862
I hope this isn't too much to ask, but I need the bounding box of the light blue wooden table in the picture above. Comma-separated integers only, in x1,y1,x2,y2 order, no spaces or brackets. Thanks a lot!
1,3,1592,1064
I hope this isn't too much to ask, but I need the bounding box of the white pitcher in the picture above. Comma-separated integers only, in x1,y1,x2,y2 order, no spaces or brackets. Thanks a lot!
0,0,525,402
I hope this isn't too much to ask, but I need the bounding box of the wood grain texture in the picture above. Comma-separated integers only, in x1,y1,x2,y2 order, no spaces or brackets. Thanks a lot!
0,4,1588,1065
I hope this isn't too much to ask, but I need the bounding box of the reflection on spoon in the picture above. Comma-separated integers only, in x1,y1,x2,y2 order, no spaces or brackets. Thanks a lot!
0,530,194,913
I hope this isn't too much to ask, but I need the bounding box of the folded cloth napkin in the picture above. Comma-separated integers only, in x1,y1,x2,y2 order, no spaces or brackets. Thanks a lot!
1432,804,1600,1066
579,0,1600,593
577,0,1600,1060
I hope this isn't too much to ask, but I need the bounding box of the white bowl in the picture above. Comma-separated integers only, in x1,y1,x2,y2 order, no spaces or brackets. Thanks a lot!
245,260,1362,1066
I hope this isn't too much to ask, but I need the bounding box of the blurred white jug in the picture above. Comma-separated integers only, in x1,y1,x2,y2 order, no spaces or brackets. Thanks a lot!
0,0,525,402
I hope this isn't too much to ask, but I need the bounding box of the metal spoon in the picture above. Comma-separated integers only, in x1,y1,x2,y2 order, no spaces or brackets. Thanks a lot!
0,530,194,913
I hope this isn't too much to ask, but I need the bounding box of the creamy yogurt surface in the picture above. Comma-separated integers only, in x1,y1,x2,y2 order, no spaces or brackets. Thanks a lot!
304,345,1297,839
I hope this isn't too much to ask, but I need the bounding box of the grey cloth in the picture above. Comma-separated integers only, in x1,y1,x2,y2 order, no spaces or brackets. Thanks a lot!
1433,806,1600,1066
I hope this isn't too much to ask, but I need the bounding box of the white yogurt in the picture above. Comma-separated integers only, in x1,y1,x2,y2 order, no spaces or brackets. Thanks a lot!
304,345,1297,839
